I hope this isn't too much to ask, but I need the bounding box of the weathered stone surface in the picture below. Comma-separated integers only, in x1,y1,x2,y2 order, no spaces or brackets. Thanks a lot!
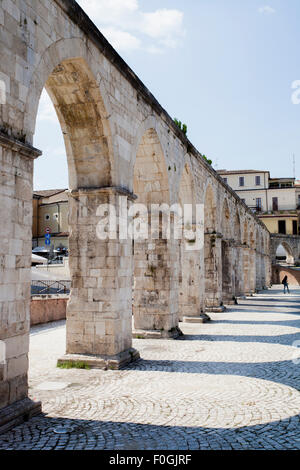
0,0,270,431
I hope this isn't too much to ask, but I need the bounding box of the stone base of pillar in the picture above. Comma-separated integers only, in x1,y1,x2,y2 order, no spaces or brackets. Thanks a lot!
0,398,42,436
205,305,226,313
57,348,140,371
183,313,211,324
223,295,238,305
132,326,183,340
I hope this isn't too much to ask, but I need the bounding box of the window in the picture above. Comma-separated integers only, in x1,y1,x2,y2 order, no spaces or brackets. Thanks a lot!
278,220,286,234
293,221,298,235
223,177,228,184
44,214,50,221
256,198,262,211
239,176,245,187
272,197,278,211
255,175,261,186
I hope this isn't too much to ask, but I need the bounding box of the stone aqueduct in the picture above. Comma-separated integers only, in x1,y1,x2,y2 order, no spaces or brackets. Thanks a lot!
0,0,271,428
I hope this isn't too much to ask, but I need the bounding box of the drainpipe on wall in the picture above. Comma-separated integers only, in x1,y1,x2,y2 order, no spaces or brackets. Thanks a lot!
265,172,269,213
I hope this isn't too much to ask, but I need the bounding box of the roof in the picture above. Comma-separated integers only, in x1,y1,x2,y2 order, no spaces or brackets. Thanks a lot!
33,189,67,198
217,170,269,175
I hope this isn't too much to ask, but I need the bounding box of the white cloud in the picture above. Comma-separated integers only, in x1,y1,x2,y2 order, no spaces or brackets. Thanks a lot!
258,5,276,14
140,9,185,48
78,0,138,25
101,27,141,52
77,0,185,54
37,89,57,123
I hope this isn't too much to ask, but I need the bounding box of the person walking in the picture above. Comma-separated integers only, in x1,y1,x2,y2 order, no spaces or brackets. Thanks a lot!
282,275,290,294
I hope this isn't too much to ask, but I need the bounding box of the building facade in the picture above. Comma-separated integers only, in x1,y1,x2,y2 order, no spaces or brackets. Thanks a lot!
32,189,69,250
217,170,300,236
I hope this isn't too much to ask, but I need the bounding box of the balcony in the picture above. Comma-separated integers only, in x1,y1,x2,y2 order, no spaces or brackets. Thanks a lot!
249,205,262,214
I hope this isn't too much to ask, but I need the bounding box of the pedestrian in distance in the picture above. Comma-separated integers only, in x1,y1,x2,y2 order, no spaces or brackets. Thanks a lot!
282,275,290,294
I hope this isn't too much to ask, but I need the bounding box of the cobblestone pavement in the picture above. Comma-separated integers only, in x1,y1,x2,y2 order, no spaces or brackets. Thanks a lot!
0,286,300,450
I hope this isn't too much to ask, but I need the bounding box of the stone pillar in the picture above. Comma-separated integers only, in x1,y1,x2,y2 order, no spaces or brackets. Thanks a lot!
179,228,205,324
249,248,257,294
222,239,236,305
204,233,224,312
233,243,245,297
58,187,139,369
0,132,42,433
133,218,182,339
242,246,251,295
265,255,272,287
261,254,266,288
256,250,262,291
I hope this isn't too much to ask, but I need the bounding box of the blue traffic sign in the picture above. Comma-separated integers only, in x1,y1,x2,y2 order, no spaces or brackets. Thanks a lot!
45,234,51,240
45,239,51,246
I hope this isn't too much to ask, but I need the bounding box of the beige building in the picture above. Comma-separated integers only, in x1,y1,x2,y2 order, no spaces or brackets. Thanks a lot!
217,170,300,236
32,189,69,250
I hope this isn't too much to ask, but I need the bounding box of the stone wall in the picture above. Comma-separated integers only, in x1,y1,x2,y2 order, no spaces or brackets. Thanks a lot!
0,0,271,428
272,265,300,286
30,296,68,326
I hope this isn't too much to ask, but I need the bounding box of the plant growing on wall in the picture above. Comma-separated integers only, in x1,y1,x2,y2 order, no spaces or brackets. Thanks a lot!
202,154,213,165
174,118,188,135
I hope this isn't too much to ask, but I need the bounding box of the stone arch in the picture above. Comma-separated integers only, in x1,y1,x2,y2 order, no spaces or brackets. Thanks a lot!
130,116,170,194
242,218,249,246
133,127,170,205
242,218,250,294
234,210,242,243
26,39,135,369
177,160,204,320
221,198,234,303
221,198,232,240
233,210,243,296
204,183,222,309
276,241,295,265
24,38,116,189
256,228,263,290
132,127,180,337
204,182,217,233
178,160,196,208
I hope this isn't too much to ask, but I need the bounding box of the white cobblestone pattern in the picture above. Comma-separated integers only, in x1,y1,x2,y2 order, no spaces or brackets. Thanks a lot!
0,286,299,450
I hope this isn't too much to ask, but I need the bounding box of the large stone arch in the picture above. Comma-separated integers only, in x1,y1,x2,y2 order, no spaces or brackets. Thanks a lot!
276,241,295,265
233,209,244,296
129,116,170,193
132,127,181,338
177,160,204,321
0,0,272,432
256,228,263,290
24,38,116,189
204,182,223,310
204,181,217,233
221,198,235,303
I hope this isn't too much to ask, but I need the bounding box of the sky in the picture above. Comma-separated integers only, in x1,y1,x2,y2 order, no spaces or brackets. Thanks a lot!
33,0,300,190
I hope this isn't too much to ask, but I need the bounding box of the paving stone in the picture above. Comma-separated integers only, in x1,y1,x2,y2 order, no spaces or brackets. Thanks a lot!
0,287,299,450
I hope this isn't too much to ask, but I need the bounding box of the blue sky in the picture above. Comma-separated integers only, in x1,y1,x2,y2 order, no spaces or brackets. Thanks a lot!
34,0,300,190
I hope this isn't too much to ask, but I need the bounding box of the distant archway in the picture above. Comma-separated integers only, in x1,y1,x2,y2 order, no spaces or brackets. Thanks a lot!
276,243,295,265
